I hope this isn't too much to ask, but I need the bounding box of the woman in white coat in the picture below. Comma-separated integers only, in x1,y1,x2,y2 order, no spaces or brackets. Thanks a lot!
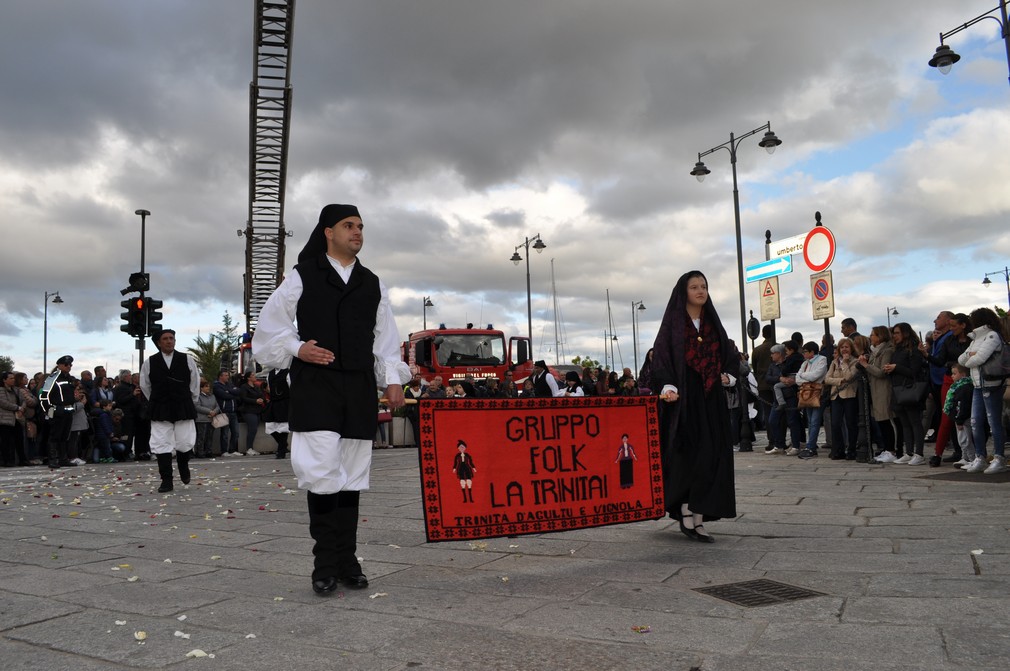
958,307,1007,474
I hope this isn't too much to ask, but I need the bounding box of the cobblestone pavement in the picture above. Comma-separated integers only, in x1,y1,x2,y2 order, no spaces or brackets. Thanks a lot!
1,442,1008,670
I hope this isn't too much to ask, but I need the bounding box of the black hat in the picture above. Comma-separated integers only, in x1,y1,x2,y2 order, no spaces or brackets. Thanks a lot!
56,355,74,366
533,360,548,369
565,371,582,384
151,328,176,346
297,204,361,264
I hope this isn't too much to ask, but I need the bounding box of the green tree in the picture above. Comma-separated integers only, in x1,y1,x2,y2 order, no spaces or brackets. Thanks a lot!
186,334,229,382
571,355,600,369
0,354,14,372
216,311,240,350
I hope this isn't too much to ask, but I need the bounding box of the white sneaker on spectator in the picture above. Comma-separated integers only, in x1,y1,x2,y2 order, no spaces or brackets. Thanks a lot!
71,458,86,466
733,444,740,452
874,451,896,463
964,456,987,473
785,447,800,456
952,458,968,467
893,455,912,464
983,455,1007,474
907,454,927,465
245,449,259,456
764,447,783,455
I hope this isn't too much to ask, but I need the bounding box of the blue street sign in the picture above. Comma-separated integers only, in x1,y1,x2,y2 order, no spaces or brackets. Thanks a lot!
744,255,793,283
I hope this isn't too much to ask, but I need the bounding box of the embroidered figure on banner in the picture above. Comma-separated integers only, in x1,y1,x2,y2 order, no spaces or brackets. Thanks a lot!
615,433,637,489
452,439,477,503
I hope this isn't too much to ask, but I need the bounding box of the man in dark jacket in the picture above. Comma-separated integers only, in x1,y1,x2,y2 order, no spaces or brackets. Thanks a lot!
140,329,200,492
213,370,241,456
43,355,76,469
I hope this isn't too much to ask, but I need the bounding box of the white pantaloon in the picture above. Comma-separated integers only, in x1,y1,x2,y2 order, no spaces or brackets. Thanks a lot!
150,420,196,455
291,431,371,494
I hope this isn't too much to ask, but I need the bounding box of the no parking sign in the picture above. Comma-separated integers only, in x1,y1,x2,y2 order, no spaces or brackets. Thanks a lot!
810,270,835,319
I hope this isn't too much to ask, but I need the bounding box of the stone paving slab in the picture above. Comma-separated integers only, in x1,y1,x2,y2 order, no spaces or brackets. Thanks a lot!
1,449,1008,669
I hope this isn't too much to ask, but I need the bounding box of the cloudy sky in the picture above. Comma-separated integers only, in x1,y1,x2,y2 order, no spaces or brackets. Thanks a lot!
3,0,1009,376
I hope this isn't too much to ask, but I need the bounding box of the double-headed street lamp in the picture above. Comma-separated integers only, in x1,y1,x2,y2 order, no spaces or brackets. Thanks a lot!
885,306,900,327
631,301,646,376
691,122,782,356
43,290,64,372
981,266,1010,308
928,1,1010,88
510,233,547,356
422,296,434,330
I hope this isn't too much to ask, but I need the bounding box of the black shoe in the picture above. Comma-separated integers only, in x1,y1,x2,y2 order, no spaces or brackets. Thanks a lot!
942,453,962,463
338,574,369,589
694,525,715,543
158,482,174,493
312,576,339,595
845,453,856,461
925,432,937,443
678,517,699,540
929,455,942,467
737,447,753,452
797,449,818,459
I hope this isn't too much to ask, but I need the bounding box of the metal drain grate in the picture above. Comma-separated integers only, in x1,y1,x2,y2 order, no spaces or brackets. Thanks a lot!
694,579,826,608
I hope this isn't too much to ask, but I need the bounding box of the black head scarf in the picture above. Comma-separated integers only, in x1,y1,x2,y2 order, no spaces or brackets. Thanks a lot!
297,204,361,264
651,270,736,398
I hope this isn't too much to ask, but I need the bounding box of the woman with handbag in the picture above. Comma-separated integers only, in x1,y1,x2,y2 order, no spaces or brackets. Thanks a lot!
194,378,222,458
825,338,859,460
793,342,828,459
860,326,898,462
884,323,928,464
958,307,1007,474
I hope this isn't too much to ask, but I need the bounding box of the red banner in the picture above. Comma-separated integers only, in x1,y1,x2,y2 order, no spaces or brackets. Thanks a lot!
418,396,665,542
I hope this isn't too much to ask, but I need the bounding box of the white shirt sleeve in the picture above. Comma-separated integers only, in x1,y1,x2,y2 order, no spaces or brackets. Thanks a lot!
189,355,201,402
374,278,412,388
139,357,152,399
252,272,304,371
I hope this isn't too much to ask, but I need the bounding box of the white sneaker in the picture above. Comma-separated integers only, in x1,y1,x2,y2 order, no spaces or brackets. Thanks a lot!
764,447,784,455
983,455,1007,474
733,444,740,452
874,451,896,463
71,458,86,466
893,455,912,464
906,454,927,465
964,456,988,473
785,447,800,456
245,449,259,456
952,458,968,467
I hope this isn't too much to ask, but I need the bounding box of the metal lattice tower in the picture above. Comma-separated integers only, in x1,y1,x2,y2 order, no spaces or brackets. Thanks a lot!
242,0,296,333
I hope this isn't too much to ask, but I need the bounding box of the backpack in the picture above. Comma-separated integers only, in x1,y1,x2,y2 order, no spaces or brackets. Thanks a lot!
982,340,1010,381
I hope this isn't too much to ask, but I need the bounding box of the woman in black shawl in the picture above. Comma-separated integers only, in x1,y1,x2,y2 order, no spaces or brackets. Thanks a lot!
652,271,737,542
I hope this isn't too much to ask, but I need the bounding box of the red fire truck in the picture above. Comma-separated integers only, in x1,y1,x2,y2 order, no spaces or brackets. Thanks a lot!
403,324,534,385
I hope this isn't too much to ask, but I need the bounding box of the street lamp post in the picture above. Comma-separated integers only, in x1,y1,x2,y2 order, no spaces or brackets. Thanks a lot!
631,301,646,376
885,306,900,327
422,296,434,330
927,1,1010,88
510,233,547,357
43,290,64,372
982,266,1010,308
691,122,782,356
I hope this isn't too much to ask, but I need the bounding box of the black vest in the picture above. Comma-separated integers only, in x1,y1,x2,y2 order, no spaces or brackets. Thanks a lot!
294,255,380,371
148,353,197,422
533,371,553,398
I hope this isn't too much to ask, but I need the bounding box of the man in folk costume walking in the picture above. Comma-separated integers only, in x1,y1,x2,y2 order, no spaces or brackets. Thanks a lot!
254,204,409,594
140,329,200,492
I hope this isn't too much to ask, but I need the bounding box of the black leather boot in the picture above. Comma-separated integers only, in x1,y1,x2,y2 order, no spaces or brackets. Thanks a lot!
307,491,367,594
176,450,191,485
156,453,174,492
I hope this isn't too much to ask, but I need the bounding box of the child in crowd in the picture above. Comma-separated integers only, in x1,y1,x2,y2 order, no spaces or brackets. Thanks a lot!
945,364,975,469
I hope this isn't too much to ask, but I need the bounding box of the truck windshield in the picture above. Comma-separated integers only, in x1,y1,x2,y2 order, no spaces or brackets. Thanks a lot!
434,334,506,366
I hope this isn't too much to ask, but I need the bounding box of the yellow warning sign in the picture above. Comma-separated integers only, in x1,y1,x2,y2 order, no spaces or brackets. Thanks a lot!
759,276,780,321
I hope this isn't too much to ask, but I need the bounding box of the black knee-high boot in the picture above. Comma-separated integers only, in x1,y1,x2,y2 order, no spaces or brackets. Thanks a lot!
307,490,366,594
176,450,191,485
156,453,174,492
272,432,288,459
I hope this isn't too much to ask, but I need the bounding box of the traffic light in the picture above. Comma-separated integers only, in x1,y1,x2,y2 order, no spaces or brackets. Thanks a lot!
146,298,163,335
120,297,147,337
